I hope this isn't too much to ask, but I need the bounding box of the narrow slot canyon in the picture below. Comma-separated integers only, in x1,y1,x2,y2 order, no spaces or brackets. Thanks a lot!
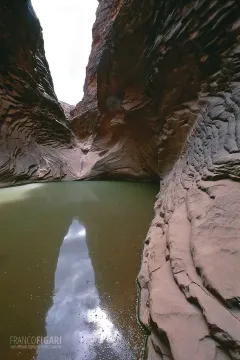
0,1,240,360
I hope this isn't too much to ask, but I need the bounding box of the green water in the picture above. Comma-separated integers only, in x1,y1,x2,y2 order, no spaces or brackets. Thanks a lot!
0,181,157,360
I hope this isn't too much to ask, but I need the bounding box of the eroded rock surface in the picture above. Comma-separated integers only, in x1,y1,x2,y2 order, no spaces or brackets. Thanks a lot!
0,0,82,186
1,0,240,358
71,0,240,358
60,101,75,120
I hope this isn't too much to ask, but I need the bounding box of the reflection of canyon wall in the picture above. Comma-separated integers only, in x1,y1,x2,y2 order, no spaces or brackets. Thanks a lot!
1,0,240,358
37,218,135,360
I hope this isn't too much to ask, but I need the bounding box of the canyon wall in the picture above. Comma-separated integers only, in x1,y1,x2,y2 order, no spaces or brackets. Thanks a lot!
1,0,240,359
0,0,82,186
71,0,240,358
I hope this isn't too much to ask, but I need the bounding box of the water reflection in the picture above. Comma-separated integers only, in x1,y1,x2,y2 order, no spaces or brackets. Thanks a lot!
37,218,135,360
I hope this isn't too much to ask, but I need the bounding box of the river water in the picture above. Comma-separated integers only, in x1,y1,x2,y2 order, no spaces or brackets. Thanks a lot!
0,181,157,360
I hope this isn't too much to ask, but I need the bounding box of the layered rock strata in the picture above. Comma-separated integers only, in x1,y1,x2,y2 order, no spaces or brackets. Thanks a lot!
60,101,75,120
1,0,240,359
73,0,240,358
0,0,82,186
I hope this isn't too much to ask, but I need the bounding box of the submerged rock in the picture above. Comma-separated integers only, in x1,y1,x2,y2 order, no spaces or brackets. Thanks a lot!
1,0,240,358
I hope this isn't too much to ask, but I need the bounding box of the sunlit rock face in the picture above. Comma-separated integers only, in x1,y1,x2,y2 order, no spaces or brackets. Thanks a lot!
60,102,75,120
70,0,240,358
0,0,82,186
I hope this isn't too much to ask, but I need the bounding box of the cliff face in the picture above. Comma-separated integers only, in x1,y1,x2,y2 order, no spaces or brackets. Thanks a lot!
71,0,240,358
1,0,240,358
71,0,160,179
0,0,82,186
60,101,75,120
71,0,240,183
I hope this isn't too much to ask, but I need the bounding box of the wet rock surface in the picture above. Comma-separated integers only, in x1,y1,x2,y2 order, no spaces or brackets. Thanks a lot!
1,0,240,358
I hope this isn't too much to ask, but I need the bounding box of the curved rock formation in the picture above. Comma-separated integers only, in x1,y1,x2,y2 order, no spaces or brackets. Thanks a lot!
0,0,82,186
1,0,240,358
72,0,240,358
71,0,160,179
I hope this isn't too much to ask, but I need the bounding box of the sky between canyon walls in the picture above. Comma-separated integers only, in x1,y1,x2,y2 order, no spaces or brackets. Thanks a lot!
32,0,98,105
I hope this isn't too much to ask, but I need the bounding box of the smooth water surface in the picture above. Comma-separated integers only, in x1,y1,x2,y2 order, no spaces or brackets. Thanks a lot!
0,181,157,360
